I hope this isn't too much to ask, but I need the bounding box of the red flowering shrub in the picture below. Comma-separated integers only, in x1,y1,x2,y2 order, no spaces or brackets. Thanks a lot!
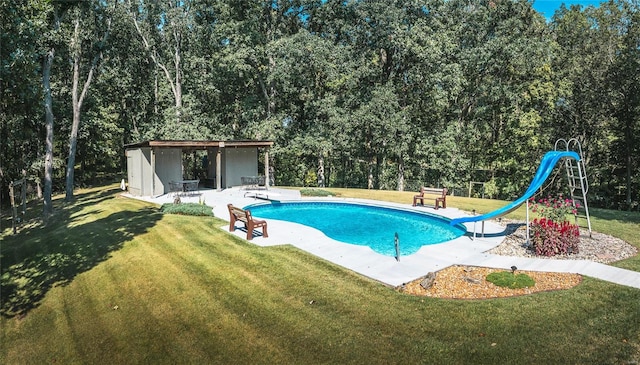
530,218,580,256
528,195,581,257
529,195,580,222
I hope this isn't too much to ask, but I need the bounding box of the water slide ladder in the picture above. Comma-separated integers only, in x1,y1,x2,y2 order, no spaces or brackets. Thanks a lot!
554,138,592,237
450,140,592,240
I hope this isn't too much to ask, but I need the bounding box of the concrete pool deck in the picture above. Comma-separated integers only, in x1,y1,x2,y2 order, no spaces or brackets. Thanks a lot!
127,187,640,289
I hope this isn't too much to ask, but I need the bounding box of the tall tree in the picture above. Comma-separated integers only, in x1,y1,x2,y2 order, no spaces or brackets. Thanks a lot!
551,0,639,208
0,0,48,202
268,28,346,187
443,0,551,196
603,0,640,209
128,0,191,131
64,1,112,201
41,1,70,217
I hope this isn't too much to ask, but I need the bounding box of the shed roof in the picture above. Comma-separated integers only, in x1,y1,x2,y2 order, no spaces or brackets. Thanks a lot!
124,140,274,150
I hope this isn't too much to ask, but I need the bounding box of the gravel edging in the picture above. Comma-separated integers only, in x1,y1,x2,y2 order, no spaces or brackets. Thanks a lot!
488,219,638,264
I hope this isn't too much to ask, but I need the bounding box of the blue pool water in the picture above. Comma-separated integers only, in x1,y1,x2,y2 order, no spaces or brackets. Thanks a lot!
244,202,466,257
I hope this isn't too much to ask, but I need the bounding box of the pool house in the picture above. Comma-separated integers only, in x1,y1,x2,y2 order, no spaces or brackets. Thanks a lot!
124,140,273,197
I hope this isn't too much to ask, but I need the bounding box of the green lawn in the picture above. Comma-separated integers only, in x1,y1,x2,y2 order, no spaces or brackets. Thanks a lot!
1,185,639,364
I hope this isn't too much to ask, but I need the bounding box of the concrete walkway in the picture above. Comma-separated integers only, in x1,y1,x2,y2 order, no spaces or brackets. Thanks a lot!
458,253,640,289
128,187,640,290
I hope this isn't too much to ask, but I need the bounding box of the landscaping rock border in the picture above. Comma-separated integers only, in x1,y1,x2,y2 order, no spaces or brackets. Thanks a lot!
489,219,638,264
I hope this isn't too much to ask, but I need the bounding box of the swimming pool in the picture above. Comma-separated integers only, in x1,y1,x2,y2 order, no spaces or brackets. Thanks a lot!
244,202,466,257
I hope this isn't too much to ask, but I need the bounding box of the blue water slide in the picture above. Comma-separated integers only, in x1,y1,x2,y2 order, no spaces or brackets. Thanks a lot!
450,151,580,226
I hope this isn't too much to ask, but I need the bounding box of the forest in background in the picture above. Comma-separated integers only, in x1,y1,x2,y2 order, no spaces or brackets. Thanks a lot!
1,0,638,214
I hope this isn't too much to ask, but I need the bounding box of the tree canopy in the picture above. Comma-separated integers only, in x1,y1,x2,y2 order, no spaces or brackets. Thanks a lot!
1,0,638,211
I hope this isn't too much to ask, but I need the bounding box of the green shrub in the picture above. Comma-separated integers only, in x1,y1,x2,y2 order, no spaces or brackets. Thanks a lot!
304,170,318,187
300,188,337,197
486,271,536,289
484,179,498,199
160,203,214,217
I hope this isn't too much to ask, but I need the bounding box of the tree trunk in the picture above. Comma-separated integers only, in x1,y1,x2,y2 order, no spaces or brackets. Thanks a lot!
267,55,276,118
65,19,84,201
257,75,274,119
624,116,632,209
154,70,159,114
43,48,55,217
65,96,81,200
397,155,404,191
131,5,181,119
65,13,109,201
368,158,374,189
173,28,182,111
317,152,325,188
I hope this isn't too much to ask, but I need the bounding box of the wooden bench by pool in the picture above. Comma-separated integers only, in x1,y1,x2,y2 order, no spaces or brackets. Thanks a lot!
412,187,447,210
227,204,268,240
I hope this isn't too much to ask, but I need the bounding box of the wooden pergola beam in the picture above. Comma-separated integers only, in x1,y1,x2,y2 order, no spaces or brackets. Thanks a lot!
124,140,274,149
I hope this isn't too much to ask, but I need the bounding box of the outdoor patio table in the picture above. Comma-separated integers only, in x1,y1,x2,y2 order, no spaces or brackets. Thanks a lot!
170,179,200,196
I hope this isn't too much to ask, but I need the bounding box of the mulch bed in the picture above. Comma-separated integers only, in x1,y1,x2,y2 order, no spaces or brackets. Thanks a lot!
399,266,583,299
398,219,637,299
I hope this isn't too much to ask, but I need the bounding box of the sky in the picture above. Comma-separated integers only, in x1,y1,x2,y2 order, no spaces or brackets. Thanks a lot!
532,0,604,19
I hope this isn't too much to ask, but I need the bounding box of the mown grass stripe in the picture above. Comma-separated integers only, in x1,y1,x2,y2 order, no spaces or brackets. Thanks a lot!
112,219,294,363
2,185,639,364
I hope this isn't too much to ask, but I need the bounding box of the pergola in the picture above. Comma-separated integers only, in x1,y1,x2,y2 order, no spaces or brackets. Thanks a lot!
124,140,273,196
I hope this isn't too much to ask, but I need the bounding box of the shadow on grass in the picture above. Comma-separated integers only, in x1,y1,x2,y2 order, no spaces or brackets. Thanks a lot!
0,188,162,318
589,207,640,224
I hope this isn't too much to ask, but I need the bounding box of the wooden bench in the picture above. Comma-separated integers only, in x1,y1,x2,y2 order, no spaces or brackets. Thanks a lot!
412,187,447,209
227,204,268,240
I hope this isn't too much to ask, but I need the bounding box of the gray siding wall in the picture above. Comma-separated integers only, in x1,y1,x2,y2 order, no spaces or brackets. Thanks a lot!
140,148,152,196
207,148,218,187
126,147,181,196
224,148,258,188
126,144,262,193
126,149,142,196
154,148,182,195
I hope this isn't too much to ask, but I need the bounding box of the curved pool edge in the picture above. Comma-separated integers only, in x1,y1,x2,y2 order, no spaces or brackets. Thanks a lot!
221,196,508,286
244,197,464,222
242,199,468,258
